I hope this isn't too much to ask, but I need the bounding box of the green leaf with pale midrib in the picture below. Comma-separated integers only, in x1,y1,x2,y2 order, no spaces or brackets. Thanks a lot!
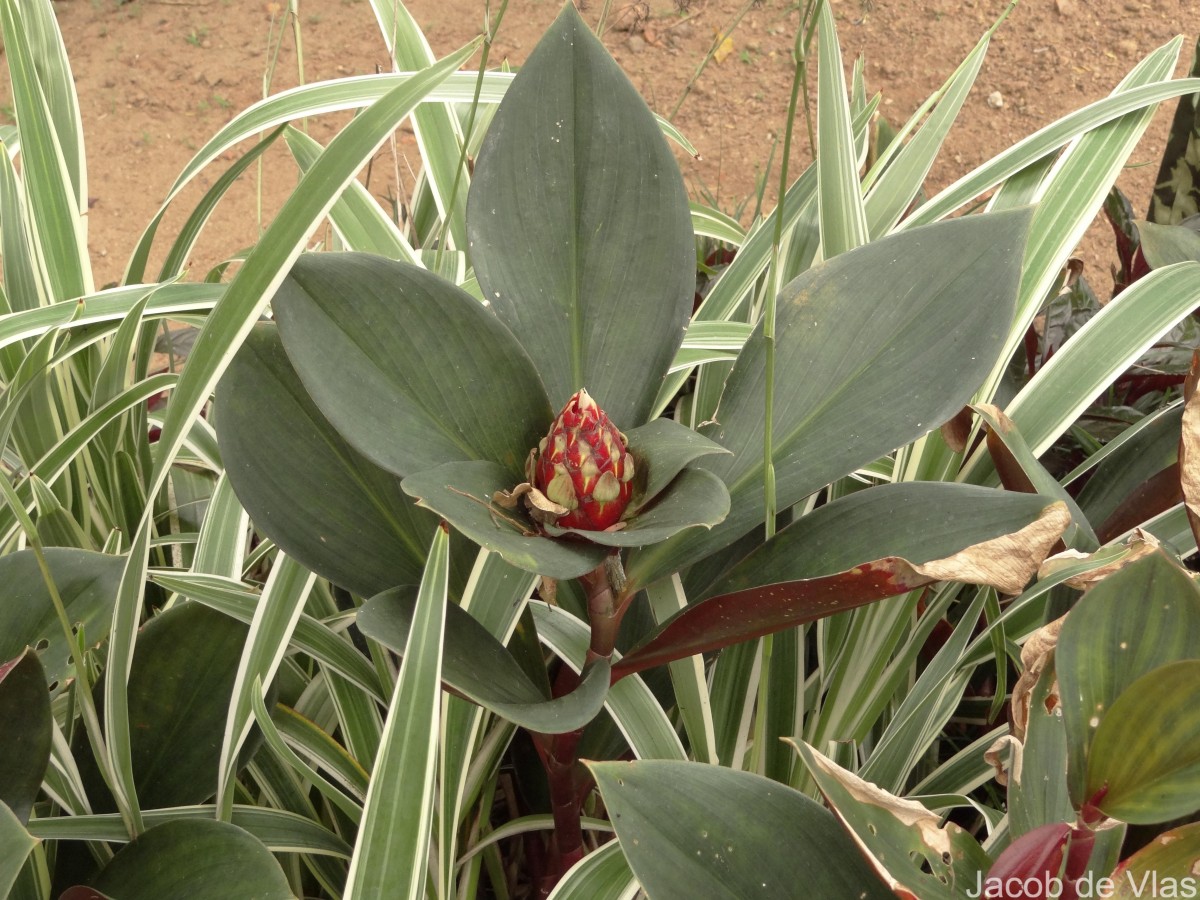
215,323,445,598
273,252,551,481
589,759,893,900
89,819,293,900
467,4,694,427
627,208,1034,589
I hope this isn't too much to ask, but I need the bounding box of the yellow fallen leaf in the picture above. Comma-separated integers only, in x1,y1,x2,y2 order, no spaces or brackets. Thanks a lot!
713,33,734,64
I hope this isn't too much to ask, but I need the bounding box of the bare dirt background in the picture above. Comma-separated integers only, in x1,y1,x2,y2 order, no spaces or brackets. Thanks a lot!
3,0,1196,289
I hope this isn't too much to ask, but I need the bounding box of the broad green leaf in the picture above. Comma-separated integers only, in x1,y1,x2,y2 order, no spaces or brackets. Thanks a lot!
73,602,255,810
0,803,36,897
0,548,123,686
1086,660,1200,823
1110,821,1200,898
713,483,1055,595
273,252,551,480
145,39,481,522
357,587,609,733
622,419,731,513
345,527,449,899
615,484,1062,678
88,819,292,900
467,4,694,426
793,742,990,899
1139,220,1200,267
0,650,51,824
628,208,1033,588
216,324,441,597
401,460,609,579
589,759,892,900
1056,550,1200,805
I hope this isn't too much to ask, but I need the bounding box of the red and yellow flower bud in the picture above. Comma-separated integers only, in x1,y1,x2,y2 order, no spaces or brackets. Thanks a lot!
529,389,635,530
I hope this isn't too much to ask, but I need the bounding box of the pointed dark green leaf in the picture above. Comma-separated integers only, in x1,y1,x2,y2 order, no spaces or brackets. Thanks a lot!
588,759,892,900
357,587,609,734
615,483,1057,677
710,483,1055,594
0,549,124,686
628,208,1034,588
1138,220,1200,268
467,4,694,425
74,603,261,810
0,650,51,824
546,467,729,548
622,419,731,514
1056,550,1200,805
1086,660,1200,824
89,819,292,900
216,323,442,597
792,742,991,900
401,460,608,579
272,251,552,480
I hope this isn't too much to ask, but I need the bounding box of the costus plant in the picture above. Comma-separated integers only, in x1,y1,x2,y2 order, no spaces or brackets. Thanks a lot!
7,0,1200,895
214,2,1062,890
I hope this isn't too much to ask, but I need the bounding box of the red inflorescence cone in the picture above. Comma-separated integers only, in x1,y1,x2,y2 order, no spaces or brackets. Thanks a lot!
529,389,635,530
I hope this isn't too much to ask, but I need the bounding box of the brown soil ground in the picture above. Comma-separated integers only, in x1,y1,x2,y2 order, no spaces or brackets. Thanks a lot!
3,0,1196,291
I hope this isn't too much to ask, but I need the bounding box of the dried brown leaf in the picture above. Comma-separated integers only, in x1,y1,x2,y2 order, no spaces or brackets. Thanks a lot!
1010,615,1065,742
1037,531,1160,590
939,405,974,454
909,501,1071,595
985,734,1021,787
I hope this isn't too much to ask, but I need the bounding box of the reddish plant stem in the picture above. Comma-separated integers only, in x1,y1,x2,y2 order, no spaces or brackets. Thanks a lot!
534,552,626,895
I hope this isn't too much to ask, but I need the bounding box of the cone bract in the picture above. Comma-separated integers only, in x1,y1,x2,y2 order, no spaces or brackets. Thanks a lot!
530,390,635,530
